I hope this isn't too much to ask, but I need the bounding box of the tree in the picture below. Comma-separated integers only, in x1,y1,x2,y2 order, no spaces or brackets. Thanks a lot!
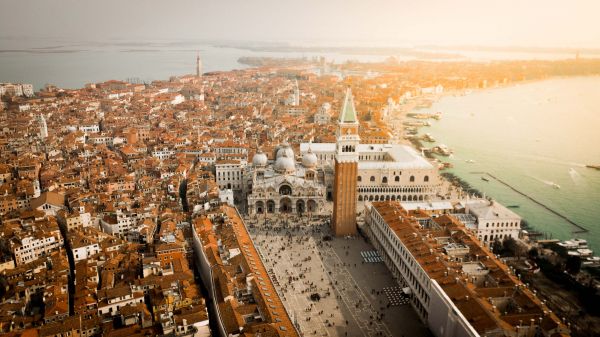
492,239,503,254
503,237,518,255
528,247,539,259
565,255,582,275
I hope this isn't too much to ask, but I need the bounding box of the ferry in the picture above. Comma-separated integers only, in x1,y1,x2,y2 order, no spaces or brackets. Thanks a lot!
557,239,596,261
438,162,453,170
586,164,600,170
432,144,452,156
406,111,442,120
422,133,436,142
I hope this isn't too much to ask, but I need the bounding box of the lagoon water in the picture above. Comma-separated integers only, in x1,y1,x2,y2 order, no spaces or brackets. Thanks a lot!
0,40,387,90
1,38,592,90
417,77,600,250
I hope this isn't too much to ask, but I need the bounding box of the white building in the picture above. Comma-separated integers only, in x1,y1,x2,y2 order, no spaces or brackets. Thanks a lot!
98,286,145,316
152,147,176,161
463,199,521,245
71,237,100,262
38,114,48,139
87,134,113,146
0,83,34,97
78,124,100,134
12,230,63,266
215,160,246,191
314,102,331,125
300,142,444,202
100,210,149,238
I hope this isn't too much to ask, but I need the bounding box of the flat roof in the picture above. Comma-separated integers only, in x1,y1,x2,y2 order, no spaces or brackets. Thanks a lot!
300,143,434,170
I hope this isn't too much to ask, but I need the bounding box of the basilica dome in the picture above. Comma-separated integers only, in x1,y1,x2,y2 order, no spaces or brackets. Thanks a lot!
274,152,296,174
276,142,294,160
302,149,318,169
252,150,268,167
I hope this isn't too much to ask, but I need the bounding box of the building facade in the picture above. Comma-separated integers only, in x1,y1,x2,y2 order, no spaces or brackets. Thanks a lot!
243,144,327,216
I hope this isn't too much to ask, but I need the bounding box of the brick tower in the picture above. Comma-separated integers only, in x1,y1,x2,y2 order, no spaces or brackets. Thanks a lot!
332,88,360,236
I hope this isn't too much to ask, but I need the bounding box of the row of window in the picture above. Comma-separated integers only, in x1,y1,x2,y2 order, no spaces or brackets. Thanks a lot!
484,221,518,228
370,213,430,315
359,194,425,202
358,175,429,183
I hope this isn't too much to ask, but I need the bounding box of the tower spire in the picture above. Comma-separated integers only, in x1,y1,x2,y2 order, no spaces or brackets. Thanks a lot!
339,88,358,123
196,52,202,78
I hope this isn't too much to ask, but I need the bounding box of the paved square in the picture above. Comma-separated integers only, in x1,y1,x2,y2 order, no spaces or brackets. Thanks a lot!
382,287,410,306
360,250,383,263
245,214,431,337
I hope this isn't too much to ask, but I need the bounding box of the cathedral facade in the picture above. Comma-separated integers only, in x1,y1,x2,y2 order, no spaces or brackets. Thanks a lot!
243,143,328,216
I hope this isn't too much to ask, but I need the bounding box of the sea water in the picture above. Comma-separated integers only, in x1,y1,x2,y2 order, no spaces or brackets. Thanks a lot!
418,77,600,250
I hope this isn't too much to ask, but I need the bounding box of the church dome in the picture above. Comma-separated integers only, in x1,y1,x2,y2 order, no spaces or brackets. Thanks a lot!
274,152,296,174
276,142,294,160
252,150,268,167
302,149,318,169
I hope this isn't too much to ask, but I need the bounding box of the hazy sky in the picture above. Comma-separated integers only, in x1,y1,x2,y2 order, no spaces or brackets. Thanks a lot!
1,0,599,48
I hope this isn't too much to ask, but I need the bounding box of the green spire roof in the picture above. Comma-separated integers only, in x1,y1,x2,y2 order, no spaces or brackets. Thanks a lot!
339,88,358,123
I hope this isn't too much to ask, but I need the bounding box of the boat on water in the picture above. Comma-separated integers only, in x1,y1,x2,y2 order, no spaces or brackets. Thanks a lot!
551,182,561,189
507,205,520,208
481,177,489,182
465,159,476,164
557,239,599,264
432,144,452,156
422,133,436,142
586,164,600,170
438,162,453,170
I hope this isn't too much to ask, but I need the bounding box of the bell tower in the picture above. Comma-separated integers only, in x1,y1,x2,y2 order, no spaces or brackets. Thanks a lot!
332,88,359,236
196,53,202,78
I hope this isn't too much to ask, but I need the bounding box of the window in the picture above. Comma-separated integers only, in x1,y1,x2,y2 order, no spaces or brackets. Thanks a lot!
382,177,388,183
357,176,362,182
409,176,415,182
395,176,400,182
424,175,429,182
370,176,375,182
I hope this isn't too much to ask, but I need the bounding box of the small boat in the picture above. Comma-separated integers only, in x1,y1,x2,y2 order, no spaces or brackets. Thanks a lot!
551,183,560,189
507,205,520,208
465,159,476,164
586,164,600,170
481,177,489,182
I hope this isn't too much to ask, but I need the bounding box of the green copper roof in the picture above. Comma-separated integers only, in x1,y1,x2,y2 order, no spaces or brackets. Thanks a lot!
339,88,358,123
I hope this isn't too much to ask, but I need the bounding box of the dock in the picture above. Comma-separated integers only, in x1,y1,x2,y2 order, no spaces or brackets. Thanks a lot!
470,172,589,234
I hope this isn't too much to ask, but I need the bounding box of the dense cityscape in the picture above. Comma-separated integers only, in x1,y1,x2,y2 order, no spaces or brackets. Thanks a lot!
0,51,599,337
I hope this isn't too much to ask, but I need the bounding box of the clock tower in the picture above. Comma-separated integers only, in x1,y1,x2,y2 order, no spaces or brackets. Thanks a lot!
332,88,360,236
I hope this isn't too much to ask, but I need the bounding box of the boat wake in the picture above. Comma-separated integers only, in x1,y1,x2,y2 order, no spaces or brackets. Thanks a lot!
530,176,561,189
569,168,583,185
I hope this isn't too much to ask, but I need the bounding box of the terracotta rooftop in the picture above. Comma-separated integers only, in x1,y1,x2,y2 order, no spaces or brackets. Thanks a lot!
370,201,568,336
195,205,299,337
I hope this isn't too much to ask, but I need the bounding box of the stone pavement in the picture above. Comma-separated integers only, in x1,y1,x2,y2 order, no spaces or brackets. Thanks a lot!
245,214,431,337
